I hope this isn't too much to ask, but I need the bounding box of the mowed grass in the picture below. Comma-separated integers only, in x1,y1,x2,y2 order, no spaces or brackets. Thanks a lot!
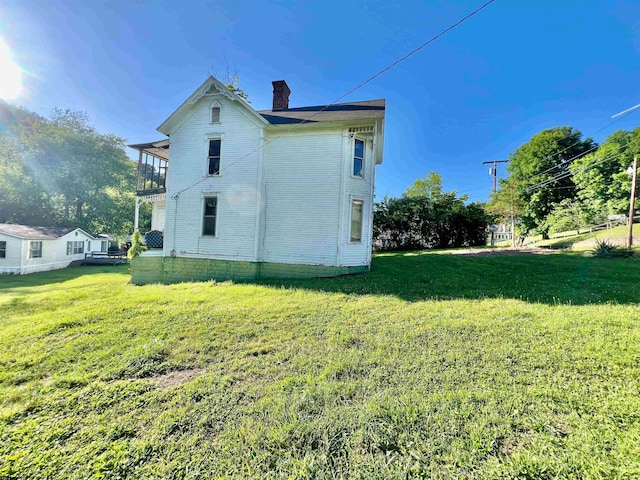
1,251,639,479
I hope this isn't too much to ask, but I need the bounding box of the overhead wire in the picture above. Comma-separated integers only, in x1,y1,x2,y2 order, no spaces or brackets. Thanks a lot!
525,139,640,193
171,0,497,199
523,112,639,182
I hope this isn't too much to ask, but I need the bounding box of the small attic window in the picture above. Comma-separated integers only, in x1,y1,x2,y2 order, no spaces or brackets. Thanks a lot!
211,107,221,123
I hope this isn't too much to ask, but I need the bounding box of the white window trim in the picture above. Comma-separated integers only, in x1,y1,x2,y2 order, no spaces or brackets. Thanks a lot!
201,193,219,238
29,241,43,259
351,137,366,180
349,197,365,244
204,133,224,177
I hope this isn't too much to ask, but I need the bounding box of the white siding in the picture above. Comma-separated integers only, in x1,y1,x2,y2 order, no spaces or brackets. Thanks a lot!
340,134,377,266
261,129,343,265
0,234,23,274
164,95,262,261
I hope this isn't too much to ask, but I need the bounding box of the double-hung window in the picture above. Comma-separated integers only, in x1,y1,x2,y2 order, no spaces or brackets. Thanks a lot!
203,196,218,236
350,199,364,242
208,139,221,175
0,241,6,258
353,139,364,177
66,241,84,255
29,241,42,259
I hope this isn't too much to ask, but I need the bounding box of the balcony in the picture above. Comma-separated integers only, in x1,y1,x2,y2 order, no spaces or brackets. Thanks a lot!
129,139,169,196
129,139,169,232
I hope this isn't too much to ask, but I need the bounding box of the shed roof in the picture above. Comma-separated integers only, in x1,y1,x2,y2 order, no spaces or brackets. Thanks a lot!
0,224,92,240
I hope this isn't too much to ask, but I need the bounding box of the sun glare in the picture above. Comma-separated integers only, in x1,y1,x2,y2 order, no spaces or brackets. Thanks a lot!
0,38,23,101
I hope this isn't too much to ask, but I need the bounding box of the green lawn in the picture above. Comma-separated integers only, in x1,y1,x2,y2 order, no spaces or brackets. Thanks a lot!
533,224,640,249
1,252,639,479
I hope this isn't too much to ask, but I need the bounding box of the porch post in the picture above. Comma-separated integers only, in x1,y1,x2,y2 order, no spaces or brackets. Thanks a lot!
134,196,140,232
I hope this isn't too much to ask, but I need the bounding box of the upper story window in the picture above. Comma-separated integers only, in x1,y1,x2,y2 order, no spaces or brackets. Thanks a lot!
208,139,221,175
0,241,6,258
29,241,42,259
211,106,221,123
353,139,364,177
203,196,218,236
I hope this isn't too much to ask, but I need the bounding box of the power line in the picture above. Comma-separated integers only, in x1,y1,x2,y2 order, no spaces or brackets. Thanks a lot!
526,111,639,182
525,139,640,193
171,0,497,199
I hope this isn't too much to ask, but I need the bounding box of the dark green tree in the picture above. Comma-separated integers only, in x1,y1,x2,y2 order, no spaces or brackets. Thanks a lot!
506,126,596,236
0,103,138,236
571,128,640,223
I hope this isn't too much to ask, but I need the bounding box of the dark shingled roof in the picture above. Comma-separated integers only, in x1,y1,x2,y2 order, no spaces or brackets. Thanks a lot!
258,99,385,125
0,224,81,240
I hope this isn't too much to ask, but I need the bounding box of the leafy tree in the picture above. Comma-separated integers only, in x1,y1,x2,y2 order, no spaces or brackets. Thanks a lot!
546,199,590,235
571,128,640,222
0,102,138,236
506,126,596,236
374,182,491,251
404,171,444,199
486,178,525,246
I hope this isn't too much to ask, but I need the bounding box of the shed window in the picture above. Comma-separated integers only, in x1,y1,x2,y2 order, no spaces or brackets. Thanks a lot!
0,241,5,258
67,241,84,255
350,199,363,242
211,107,221,123
203,196,218,236
208,139,221,175
29,241,42,259
353,139,364,177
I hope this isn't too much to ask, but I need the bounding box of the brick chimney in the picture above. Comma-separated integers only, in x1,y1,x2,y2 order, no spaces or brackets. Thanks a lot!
272,80,291,111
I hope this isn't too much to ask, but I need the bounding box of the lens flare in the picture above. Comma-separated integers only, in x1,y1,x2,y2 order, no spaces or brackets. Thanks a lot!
0,38,23,100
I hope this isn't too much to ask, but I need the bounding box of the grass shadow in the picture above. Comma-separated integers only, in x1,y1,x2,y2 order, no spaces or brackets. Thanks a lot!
255,250,640,306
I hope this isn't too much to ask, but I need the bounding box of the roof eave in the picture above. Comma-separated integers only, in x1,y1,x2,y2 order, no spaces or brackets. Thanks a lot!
157,76,268,136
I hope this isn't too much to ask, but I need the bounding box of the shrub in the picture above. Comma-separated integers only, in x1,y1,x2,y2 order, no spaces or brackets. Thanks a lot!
592,239,635,258
127,231,146,259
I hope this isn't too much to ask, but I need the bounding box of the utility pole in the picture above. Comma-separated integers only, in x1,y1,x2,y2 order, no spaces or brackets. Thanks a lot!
482,160,509,193
627,155,638,248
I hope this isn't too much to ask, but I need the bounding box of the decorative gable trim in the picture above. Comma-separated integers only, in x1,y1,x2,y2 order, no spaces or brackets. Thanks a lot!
157,76,268,135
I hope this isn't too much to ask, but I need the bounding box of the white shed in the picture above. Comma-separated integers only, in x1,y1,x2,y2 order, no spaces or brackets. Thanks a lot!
0,224,107,275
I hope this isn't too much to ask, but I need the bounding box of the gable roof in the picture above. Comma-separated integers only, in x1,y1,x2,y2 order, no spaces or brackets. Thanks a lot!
258,99,386,125
0,224,94,240
157,76,269,135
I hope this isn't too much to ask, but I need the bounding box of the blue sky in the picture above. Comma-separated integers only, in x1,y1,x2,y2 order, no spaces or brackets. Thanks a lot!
1,0,639,202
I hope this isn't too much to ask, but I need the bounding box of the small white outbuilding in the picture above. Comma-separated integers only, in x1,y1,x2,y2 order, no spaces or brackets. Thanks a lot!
0,224,107,275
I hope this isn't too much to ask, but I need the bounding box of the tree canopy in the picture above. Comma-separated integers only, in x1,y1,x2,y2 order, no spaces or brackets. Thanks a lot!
0,102,141,236
375,172,490,251
493,125,639,237
505,126,596,235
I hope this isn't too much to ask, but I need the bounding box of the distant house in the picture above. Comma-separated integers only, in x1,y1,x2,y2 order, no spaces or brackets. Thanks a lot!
129,76,385,284
0,224,107,275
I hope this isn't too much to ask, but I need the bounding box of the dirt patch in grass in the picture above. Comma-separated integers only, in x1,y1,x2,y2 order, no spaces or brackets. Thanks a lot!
151,368,206,389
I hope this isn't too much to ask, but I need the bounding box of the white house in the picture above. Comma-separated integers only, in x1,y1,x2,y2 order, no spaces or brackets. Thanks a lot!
129,77,385,284
0,224,107,275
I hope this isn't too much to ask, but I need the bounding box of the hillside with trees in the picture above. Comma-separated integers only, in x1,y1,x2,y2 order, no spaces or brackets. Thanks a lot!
489,126,639,238
0,102,141,237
